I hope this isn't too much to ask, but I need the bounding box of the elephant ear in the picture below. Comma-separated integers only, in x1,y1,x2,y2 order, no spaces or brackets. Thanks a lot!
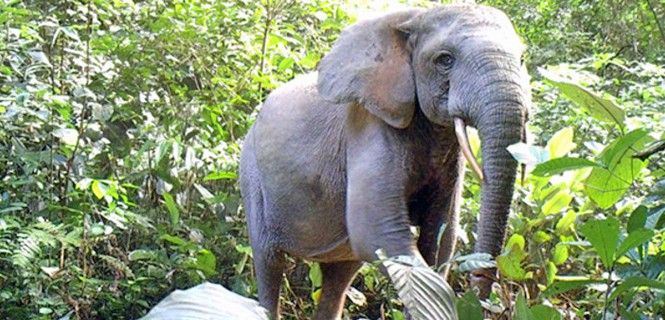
317,10,422,129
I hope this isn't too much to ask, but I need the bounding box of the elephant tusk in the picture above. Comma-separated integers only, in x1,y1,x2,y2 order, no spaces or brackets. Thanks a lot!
454,117,484,182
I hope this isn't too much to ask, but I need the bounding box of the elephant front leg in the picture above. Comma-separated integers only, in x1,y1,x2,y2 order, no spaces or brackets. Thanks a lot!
416,152,464,277
345,145,422,264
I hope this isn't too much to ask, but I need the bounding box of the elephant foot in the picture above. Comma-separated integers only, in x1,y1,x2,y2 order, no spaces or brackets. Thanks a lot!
469,267,497,299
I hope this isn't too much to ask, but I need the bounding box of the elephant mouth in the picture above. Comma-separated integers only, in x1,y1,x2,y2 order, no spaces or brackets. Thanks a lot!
454,117,484,182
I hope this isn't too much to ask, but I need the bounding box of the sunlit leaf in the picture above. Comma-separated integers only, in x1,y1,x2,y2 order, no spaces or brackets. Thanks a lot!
531,157,598,177
162,193,180,226
547,127,576,158
616,229,654,258
204,171,237,181
579,217,620,268
91,180,109,199
540,68,625,127
552,243,569,265
542,191,573,215
507,143,549,166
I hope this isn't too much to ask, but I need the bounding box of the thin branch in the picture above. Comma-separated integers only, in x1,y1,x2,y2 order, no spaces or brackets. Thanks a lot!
645,0,665,46
61,0,94,204
633,139,665,161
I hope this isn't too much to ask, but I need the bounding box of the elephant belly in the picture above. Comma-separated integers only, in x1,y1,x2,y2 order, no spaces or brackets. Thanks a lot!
259,172,353,262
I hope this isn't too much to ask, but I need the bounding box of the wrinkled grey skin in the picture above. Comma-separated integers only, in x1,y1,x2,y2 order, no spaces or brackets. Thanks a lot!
240,4,530,319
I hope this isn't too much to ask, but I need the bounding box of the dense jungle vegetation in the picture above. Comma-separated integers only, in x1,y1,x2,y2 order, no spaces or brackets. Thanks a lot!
1,0,664,319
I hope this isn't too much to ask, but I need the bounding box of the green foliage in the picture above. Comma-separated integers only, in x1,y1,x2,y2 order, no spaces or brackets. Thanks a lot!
1,0,663,319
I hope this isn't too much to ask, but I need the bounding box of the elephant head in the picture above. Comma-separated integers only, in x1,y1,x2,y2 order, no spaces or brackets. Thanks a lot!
318,5,530,295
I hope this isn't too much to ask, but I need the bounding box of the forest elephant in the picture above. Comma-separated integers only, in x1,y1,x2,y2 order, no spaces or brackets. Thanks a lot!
240,4,531,319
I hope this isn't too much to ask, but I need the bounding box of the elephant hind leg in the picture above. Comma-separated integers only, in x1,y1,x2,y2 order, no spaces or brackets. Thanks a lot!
314,261,362,320
253,248,286,318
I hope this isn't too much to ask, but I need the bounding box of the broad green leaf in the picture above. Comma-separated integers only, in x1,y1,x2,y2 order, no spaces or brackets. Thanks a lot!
552,244,568,266
513,291,533,320
609,276,665,300
531,305,562,320
159,234,188,246
193,249,217,277
585,130,651,208
646,206,665,230
599,129,648,169
546,261,557,285
91,180,109,199
383,255,458,320
162,192,180,226
579,218,620,268
455,291,483,320
507,143,549,166
627,206,647,232
299,52,320,69
128,249,159,261
547,127,576,158
531,157,598,177
497,244,531,281
278,57,295,71
616,229,654,258
585,167,631,209
308,263,322,288
506,234,525,251
542,279,603,297
542,191,573,215
555,210,577,234
540,68,625,127
534,231,552,243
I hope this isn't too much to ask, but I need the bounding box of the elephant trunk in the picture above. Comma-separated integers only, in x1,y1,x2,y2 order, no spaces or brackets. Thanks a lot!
474,102,523,256
464,74,527,296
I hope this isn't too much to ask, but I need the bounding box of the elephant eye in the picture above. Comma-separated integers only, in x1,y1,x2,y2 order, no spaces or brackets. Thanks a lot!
434,51,455,69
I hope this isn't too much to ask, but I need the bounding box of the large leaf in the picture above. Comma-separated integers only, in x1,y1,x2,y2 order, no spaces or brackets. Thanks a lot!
531,305,562,320
455,253,496,273
585,130,651,208
507,143,549,166
513,292,533,320
531,157,598,177
542,191,573,215
599,129,648,169
579,218,620,268
608,276,665,300
497,244,532,281
616,228,654,258
455,291,483,320
542,278,604,297
540,68,625,127
383,255,458,320
190,249,217,277
547,127,577,158
627,206,648,232
162,192,180,226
